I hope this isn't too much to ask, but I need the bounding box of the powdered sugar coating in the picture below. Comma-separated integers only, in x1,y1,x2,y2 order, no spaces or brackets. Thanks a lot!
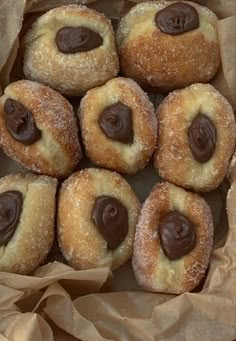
228,149,236,183
154,83,236,191
132,182,213,294
58,168,141,270
23,4,119,96
79,77,157,174
0,80,82,177
0,173,57,274
117,0,220,91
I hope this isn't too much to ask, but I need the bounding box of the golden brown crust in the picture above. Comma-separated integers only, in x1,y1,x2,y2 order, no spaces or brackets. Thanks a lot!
79,77,157,174
0,173,57,274
0,80,82,178
132,182,213,294
23,4,119,96
154,83,236,192
117,1,220,91
58,168,141,270
228,149,236,183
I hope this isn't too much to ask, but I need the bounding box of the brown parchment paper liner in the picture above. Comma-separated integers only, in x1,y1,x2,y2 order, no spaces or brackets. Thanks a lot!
0,0,236,340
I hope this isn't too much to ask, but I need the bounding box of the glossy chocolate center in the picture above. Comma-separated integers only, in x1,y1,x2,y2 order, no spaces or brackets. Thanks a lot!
4,98,41,145
0,191,23,246
99,102,133,144
158,211,196,260
56,26,103,53
155,2,199,35
92,195,128,250
188,114,216,163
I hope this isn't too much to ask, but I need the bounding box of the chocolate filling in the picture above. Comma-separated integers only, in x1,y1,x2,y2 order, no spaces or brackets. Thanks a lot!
56,26,103,53
0,191,23,246
188,114,216,163
92,195,128,250
158,211,196,260
99,102,133,144
4,98,41,145
155,2,199,35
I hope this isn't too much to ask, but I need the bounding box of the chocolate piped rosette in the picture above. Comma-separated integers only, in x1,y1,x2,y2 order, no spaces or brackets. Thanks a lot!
116,1,220,91
23,4,119,96
0,80,82,177
132,182,213,294
154,83,236,192
79,77,157,174
0,173,57,274
57,168,141,270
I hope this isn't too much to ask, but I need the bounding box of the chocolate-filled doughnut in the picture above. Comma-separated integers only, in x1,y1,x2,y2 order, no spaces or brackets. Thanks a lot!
79,77,157,174
0,80,82,178
0,173,57,274
23,5,119,96
132,182,213,294
58,168,141,270
154,83,236,192
117,1,220,92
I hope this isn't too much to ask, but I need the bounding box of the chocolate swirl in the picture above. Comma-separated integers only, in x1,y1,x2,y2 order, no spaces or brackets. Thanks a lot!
99,102,133,144
56,26,103,53
92,196,128,250
155,2,199,35
158,211,196,260
4,98,41,145
188,114,216,163
0,191,23,246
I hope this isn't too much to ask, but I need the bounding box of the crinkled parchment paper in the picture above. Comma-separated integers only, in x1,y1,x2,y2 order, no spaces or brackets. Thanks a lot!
0,1,235,340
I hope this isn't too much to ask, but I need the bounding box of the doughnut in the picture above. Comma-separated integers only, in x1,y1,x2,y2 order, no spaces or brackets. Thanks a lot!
0,173,57,274
154,83,236,192
0,80,82,178
132,182,213,294
79,77,157,174
23,4,119,96
117,1,220,92
58,168,141,270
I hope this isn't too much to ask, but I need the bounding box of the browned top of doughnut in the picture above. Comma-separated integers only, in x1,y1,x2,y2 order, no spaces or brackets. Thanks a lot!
0,173,57,274
117,1,218,46
42,4,112,26
132,182,213,294
0,80,82,177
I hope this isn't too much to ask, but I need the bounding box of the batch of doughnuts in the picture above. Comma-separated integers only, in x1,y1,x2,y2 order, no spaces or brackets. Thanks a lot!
0,1,235,294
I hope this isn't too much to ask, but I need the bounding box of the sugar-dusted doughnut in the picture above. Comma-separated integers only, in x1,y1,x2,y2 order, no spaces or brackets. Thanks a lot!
79,77,157,174
154,83,236,192
23,5,119,96
0,80,82,178
228,150,236,183
117,1,220,92
58,168,141,270
0,173,57,274
132,182,213,294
